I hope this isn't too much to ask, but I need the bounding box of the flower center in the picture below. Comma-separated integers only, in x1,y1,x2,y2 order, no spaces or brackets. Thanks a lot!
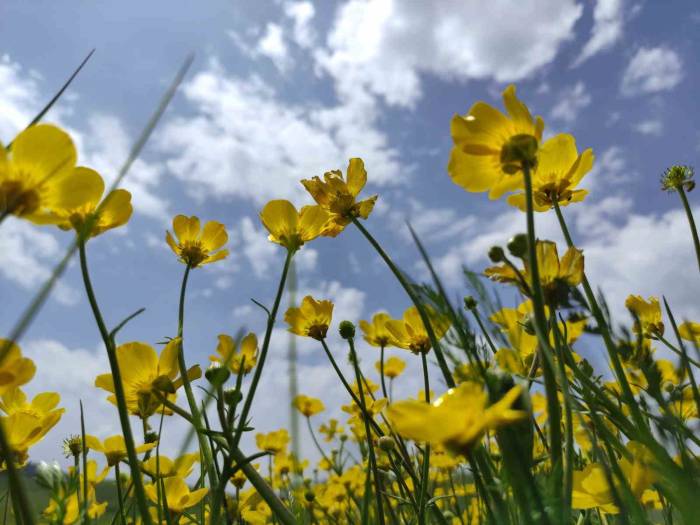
500,134,539,174
180,242,207,267
0,180,40,216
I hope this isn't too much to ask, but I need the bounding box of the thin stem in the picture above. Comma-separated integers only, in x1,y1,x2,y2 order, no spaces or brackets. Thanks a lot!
175,265,218,490
79,401,89,525
352,218,455,388
677,186,700,273
306,417,338,474
348,337,385,525
379,345,389,400
114,463,127,525
417,352,431,525
78,241,152,525
233,250,293,449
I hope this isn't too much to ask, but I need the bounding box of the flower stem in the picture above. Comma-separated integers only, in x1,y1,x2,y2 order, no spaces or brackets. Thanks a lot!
379,345,388,400
78,241,152,525
114,463,127,525
417,352,431,525
677,186,700,273
175,264,218,491
233,249,293,449
352,218,455,388
348,337,385,525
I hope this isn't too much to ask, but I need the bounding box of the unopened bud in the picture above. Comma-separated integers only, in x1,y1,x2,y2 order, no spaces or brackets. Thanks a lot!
507,234,528,258
223,388,243,405
339,321,356,340
464,296,477,310
205,362,230,385
488,246,505,263
378,436,396,452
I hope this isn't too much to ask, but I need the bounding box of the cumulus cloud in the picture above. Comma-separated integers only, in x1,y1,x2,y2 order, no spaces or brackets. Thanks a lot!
572,0,625,66
633,119,664,136
158,60,401,204
257,23,292,72
315,0,583,108
0,218,79,305
550,81,592,123
284,1,316,48
620,46,683,97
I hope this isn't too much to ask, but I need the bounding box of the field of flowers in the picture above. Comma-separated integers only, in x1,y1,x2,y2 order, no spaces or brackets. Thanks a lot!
2,57,700,525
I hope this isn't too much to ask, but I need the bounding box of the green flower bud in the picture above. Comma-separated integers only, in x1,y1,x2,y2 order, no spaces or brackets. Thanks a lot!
507,233,528,258
464,296,478,310
488,246,505,263
339,320,356,340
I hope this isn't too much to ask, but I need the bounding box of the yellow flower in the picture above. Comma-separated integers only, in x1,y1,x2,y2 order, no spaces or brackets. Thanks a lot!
448,85,544,199
94,338,201,419
0,389,64,469
210,333,258,375
678,321,700,343
318,419,345,442
293,394,325,417
85,434,156,466
377,356,406,379
256,429,290,455
485,240,583,298
141,452,199,478
359,313,396,347
44,460,109,524
0,124,78,223
386,382,526,455
259,199,329,251
506,134,594,212
144,476,208,514
0,339,35,394
165,215,229,268
301,157,378,236
285,295,334,340
625,295,664,338
385,306,450,355
572,463,618,513
49,167,132,237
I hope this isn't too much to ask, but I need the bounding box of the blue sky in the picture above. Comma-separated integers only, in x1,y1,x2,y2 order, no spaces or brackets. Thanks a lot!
1,0,699,465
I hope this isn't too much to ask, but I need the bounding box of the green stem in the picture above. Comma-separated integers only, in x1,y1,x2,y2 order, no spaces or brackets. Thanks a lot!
306,417,338,474
417,352,431,525
348,337,385,525
175,264,218,491
78,241,152,525
114,464,127,525
352,218,455,388
79,401,89,525
233,250,293,449
379,345,388,400
677,186,700,273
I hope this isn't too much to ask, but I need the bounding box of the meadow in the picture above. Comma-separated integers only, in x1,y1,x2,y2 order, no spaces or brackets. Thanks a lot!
1,55,700,525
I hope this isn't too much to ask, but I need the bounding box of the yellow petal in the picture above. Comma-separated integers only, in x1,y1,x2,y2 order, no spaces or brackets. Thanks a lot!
345,158,367,197
173,215,200,243
11,124,77,186
51,167,104,211
260,200,298,242
201,221,228,251
448,146,499,194
97,189,133,232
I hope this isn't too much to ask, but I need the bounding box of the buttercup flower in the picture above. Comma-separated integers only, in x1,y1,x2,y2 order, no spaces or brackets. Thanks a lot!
142,452,199,479
385,306,450,355
94,338,201,419
145,476,208,515
166,215,229,268
0,339,35,394
359,313,396,347
50,167,133,237
301,158,378,236
259,199,329,251
506,134,594,212
0,124,78,223
285,296,334,340
85,434,156,466
377,356,406,379
448,85,544,199
210,333,258,375
293,394,325,417
625,295,664,338
387,382,526,455
319,419,345,442
678,321,700,343
256,429,290,455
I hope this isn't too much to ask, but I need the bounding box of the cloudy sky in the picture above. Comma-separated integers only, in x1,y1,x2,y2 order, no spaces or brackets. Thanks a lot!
1,0,699,466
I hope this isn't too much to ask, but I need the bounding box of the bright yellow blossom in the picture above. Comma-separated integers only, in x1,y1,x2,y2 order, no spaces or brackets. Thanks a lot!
377,356,406,379
0,124,78,223
385,306,450,355
256,429,290,455
50,167,133,237
165,214,229,267
625,295,664,338
85,434,156,466
293,394,325,417
448,85,544,199
359,312,396,347
572,463,619,513
678,321,700,343
0,340,35,394
387,382,526,455
318,419,345,442
507,134,594,212
94,338,201,419
259,199,329,251
285,295,334,340
301,157,378,236
210,333,258,375
141,452,199,478
144,476,208,515
44,460,109,524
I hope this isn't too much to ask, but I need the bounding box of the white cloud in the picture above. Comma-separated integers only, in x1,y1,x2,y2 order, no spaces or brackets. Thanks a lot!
0,218,79,305
315,0,583,108
633,119,664,136
620,46,683,97
550,81,592,123
586,146,630,191
0,54,42,140
158,60,401,204
572,0,625,66
284,1,316,48
257,23,292,72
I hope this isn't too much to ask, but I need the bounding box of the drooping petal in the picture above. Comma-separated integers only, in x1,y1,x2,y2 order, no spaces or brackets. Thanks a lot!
345,158,367,197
